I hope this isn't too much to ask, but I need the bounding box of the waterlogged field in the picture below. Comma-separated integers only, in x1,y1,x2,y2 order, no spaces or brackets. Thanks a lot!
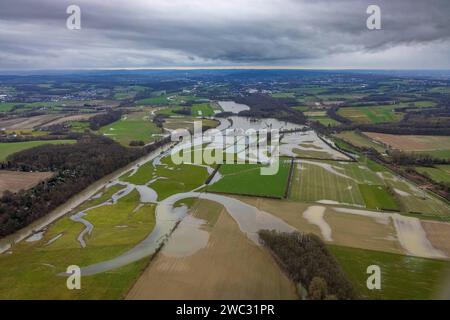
0,140,76,161
122,155,209,200
99,112,162,146
191,103,214,116
377,171,450,218
289,160,384,207
207,161,291,198
127,199,297,299
289,159,450,216
330,245,450,300
0,189,156,299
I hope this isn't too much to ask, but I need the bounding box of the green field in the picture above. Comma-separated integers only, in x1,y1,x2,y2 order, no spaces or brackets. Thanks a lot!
0,189,156,299
122,155,209,200
289,158,450,216
0,103,19,112
289,161,371,206
376,171,450,218
415,165,450,184
98,113,162,146
335,131,386,153
271,92,296,98
420,149,450,160
191,103,214,116
358,184,399,211
157,106,184,116
0,140,76,161
207,161,291,198
338,105,403,124
69,121,90,132
330,245,450,299
308,116,340,126
135,95,169,106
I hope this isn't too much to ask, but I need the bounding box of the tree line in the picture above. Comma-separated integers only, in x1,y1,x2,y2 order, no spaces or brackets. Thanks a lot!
0,134,171,237
88,110,123,130
258,230,357,300
235,94,307,124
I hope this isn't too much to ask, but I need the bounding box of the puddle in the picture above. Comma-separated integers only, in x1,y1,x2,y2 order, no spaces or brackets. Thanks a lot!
162,215,209,258
302,206,332,241
25,231,45,242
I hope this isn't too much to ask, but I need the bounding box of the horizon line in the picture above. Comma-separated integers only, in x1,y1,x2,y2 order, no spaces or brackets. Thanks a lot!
1,66,450,73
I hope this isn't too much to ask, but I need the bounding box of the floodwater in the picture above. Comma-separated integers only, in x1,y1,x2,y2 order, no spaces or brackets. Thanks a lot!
0,143,174,254
280,131,349,160
218,101,250,113
77,191,295,275
302,206,332,241
161,215,210,258
334,207,445,259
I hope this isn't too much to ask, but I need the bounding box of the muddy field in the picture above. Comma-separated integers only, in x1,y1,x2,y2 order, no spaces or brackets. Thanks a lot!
364,132,450,151
42,113,99,127
235,196,404,255
422,220,450,257
126,199,297,300
0,114,63,130
0,170,54,194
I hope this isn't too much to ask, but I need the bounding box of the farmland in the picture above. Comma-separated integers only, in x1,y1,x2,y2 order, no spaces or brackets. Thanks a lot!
330,245,449,299
365,132,450,159
207,161,291,198
334,131,386,153
127,199,297,299
415,165,450,184
0,170,54,194
122,155,209,200
99,112,162,146
358,184,399,211
289,160,383,207
191,103,214,116
288,159,450,217
1,69,450,301
135,95,169,106
0,140,76,161
338,105,403,124
0,189,156,299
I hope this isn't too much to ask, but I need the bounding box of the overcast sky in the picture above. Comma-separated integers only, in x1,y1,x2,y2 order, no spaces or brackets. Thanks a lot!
0,0,449,70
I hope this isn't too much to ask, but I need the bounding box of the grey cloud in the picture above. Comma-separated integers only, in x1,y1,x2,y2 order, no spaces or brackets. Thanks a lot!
0,0,449,69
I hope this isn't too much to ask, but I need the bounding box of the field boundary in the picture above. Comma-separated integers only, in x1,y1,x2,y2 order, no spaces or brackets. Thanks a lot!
284,157,294,199
205,164,221,185
318,134,357,162
206,190,283,200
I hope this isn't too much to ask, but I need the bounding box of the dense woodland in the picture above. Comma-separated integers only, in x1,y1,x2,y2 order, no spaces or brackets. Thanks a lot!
258,230,357,300
236,94,307,124
88,110,123,130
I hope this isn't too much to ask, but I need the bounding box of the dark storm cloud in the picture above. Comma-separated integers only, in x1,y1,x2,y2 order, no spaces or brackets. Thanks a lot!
0,0,449,69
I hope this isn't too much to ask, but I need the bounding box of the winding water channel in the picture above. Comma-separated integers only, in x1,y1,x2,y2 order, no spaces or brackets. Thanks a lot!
1,115,445,276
